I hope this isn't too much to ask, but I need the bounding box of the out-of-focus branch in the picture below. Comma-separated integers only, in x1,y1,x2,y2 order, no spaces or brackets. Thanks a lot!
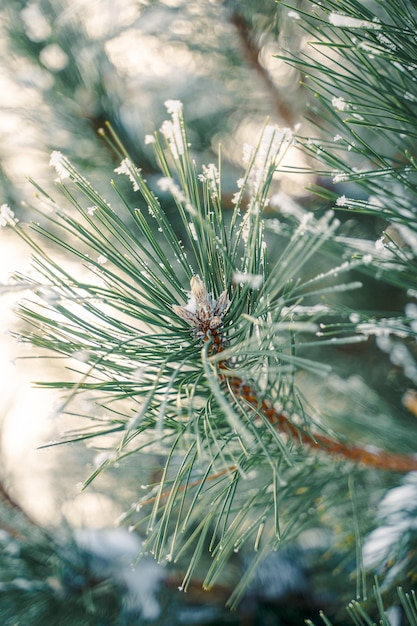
230,11,296,127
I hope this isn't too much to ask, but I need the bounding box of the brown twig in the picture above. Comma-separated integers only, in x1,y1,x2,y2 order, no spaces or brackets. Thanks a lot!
226,372,417,473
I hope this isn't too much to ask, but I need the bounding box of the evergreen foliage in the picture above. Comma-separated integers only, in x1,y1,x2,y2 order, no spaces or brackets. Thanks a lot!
2,0,417,623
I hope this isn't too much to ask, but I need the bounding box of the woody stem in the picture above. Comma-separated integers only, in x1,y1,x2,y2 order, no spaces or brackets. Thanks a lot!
225,371,417,473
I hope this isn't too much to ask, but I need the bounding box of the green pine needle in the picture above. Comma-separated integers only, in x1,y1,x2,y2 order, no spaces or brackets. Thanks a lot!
5,100,394,605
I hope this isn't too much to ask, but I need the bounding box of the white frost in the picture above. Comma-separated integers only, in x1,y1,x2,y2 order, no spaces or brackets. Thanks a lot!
0,204,17,227
329,13,381,29
160,100,185,159
114,158,140,192
50,150,70,181
331,96,349,112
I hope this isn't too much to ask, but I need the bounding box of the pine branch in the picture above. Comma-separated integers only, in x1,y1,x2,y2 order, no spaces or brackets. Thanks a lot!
5,98,415,610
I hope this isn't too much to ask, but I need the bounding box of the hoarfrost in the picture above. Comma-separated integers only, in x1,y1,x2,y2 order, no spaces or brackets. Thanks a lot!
0,204,17,227
329,13,381,29
331,96,349,111
376,32,396,51
332,172,349,184
198,163,220,198
336,195,348,207
375,237,385,251
114,158,140,192
358,41,382,55
160,99,185,159
50,150,70,181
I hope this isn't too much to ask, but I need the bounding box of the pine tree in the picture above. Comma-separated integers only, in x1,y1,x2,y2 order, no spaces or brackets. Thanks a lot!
2,1,417,624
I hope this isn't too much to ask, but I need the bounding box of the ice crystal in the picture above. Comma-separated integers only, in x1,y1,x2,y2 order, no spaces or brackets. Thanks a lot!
198,163,220,198
0,204,17,227
160,100,185,159
336,195,348,207
331,96,349,112
332,172,349,184
114,158,140,192
50,150,70,181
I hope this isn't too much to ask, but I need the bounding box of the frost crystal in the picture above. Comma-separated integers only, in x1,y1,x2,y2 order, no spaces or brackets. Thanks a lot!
332,172,349,184
160,100,185,159
231,191,241,206
232,271,263,289
0,204,17,227
242,143,254,164
198,163,220,198
376,32,396,51
49,150,70,181
329,13,381,29
114,158,140,192
331,96,348,112
164,99,183,114
336,195,347,207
